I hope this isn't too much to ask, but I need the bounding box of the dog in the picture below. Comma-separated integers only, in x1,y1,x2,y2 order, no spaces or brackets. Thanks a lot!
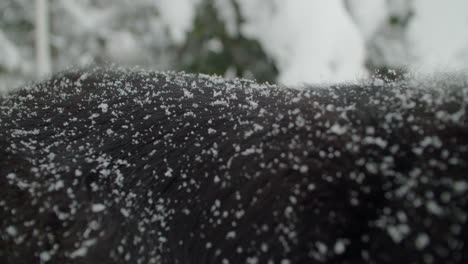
1,67,467,263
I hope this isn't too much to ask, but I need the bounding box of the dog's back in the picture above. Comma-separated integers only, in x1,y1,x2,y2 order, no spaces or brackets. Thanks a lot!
1,68,467,263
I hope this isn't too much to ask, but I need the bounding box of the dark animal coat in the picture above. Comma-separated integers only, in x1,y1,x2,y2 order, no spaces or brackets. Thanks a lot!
0,67,467,263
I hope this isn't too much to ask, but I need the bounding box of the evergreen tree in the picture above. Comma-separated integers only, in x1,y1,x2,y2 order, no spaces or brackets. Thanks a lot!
177,0,278,83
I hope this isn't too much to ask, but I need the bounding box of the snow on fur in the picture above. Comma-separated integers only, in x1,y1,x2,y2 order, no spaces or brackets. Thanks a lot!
0,67,467,263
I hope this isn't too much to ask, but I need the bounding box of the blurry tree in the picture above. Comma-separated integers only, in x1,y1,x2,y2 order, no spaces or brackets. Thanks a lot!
0,0,35,92
345,0,414,80
0,0,34,75
1,0,173,81
51,0,172,69
177,0,279,83
1,0,278,88
0,30,21,73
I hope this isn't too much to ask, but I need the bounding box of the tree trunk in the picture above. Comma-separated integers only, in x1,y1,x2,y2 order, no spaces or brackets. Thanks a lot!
35,0,52,79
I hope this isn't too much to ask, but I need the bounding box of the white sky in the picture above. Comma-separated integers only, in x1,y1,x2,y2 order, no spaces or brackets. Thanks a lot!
410,0,468,73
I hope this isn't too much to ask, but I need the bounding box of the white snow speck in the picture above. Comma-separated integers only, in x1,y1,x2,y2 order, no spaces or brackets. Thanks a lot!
183,89,193,98
47,152,56,161
363,136,388,148
6,226,17,236
387,224,410,243
91,203,106,213
426,200,443,215
40,251,51,262
334,239,346,255
454,181,467,193
365,162,378,174
329,123,347,135
120,208,130,217
70,247,88,258
249,100,258,109
246,257,259,264
54,180,64,190
284,206,293,217
164,168,173,177
316,241,327,254
214,175,221,183
415,233,430,250
365,126,375,135
98,103,109,113
295,116,305,127
226,231,236,239
6,173,16,180
208,128,217,134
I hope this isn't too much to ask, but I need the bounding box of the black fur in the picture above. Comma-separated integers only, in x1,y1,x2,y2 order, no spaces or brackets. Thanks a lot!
0,67,467,264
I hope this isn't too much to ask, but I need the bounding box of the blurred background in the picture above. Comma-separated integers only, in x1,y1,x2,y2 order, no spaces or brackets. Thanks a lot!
0,0,467,92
